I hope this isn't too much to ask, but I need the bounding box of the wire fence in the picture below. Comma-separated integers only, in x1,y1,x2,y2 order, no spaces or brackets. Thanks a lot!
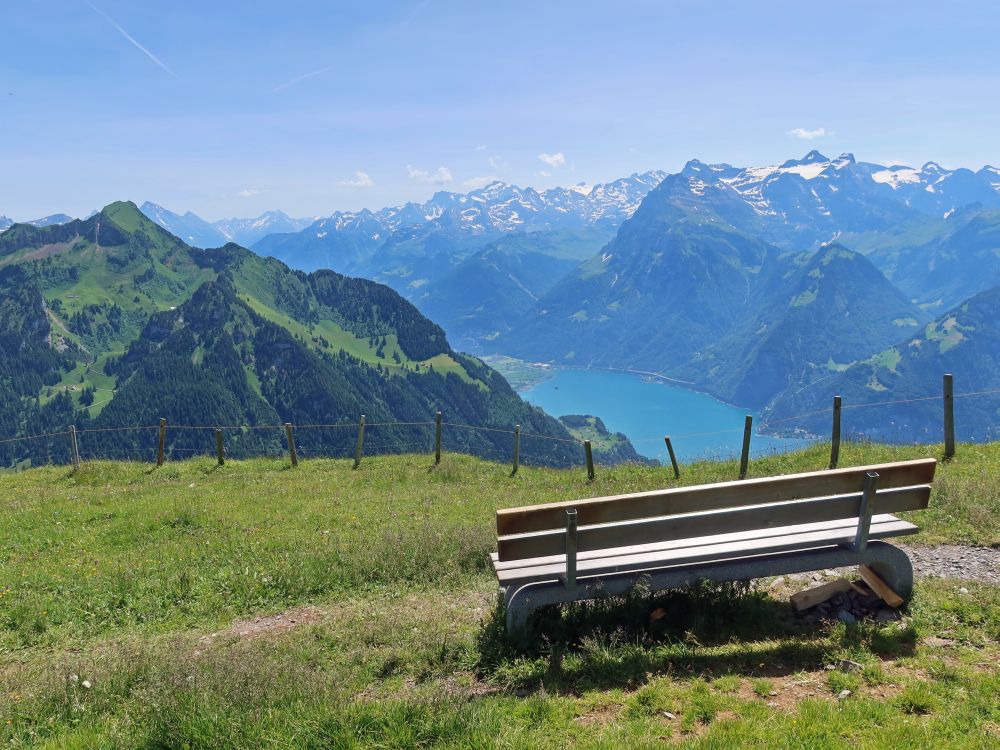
2,376,997,477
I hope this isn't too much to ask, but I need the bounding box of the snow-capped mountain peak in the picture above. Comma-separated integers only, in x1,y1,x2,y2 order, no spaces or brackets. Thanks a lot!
798,149,830,164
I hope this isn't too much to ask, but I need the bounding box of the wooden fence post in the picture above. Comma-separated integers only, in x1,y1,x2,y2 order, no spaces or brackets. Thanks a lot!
215,429,225,466
738,415,753,480
434,411,442,465
284,423,298,467
353,415,366,469
663,436,680,479
829,395,842,469
511,424,520,477
157,418,167,467
68,425,80,471
584,440,595,481
943,373,955,459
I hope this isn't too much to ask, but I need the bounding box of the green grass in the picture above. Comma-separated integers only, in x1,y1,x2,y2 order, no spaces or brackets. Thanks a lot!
239,290,474,382
869,347,902,373
481,355,556,390
0,443,998,747
40,351,123,415
560,415,628,452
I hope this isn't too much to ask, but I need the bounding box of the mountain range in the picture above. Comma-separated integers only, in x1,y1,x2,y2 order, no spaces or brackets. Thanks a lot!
491,152,1000,440
6,151,999,447
137,202,317,249
0,202,596,468
0,213,74,232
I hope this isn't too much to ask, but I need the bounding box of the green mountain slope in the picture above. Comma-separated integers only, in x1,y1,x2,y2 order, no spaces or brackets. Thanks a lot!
765,286,1000,441
496,178,949,424
0,202,585,467
676,244,928,407
867,208,1000,311
497,215,784,368
0,201,217,355
413,230,608,351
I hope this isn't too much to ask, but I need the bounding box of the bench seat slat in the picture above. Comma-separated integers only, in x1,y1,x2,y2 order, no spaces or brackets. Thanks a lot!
491,513,909,572
495,515,917,587
496,458,936,536
497,485,930,562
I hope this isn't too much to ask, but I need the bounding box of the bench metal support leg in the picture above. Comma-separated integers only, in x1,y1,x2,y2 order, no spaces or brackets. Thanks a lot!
502,540,913,634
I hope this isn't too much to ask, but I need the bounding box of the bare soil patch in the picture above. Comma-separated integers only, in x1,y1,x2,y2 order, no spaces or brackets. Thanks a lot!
198,604,324,644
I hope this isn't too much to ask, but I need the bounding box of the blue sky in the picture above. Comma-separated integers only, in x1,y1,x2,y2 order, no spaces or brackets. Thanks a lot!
2,0,998,220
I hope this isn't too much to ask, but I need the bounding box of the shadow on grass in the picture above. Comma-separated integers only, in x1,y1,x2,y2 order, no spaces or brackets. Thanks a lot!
476,579,917,693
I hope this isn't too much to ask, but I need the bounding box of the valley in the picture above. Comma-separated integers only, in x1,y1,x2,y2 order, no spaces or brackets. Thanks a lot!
6,7,999,749
4,151,999,458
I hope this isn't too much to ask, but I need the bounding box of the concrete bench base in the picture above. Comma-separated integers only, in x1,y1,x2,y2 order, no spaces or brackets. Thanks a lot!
503,540,912,633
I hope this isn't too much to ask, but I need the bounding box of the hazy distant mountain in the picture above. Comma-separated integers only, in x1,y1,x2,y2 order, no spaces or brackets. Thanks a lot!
1,213,74,233
213,211,315,247
867,161,1000,215
139,203,315,249
414,228,614,350
252,171,668,280
497,216,783,370
27,213,73,227
868,207,1000,310
140,202,228,248
252,209,387,277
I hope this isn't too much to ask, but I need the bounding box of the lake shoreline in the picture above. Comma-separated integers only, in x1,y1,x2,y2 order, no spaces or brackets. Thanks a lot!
486,359,816,462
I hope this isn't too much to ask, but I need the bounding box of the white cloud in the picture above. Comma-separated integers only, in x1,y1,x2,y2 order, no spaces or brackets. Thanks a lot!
237,188,261,197
538,170,552,178
340,171,375,189
538,152,566,168
474,145,487,151
463,175,497,189
488,154,509,170
407,165,453,185
786,127,831,140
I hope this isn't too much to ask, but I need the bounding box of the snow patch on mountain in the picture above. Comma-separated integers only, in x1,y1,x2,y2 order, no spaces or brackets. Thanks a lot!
872,168,922,188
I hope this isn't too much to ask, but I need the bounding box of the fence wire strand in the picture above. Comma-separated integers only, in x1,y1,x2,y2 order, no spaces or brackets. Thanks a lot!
0,384,996,464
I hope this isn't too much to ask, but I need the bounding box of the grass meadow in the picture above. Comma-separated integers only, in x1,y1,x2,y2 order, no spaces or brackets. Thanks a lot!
1,441,997,747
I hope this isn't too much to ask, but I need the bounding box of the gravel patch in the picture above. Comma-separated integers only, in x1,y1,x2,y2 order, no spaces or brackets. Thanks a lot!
898,544,1000,584
775,544,999,589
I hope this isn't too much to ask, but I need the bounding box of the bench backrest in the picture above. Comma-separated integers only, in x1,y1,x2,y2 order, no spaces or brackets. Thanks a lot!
496,459,937,562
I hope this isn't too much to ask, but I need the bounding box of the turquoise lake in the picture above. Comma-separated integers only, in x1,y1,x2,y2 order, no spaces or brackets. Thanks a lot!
519,368,813,463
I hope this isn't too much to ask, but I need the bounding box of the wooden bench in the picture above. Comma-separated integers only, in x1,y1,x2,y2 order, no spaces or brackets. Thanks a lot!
492,458,936,632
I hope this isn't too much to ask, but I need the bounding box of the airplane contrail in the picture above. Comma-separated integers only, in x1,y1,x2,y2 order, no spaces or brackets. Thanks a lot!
87,2,178,78
272,67,331,93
